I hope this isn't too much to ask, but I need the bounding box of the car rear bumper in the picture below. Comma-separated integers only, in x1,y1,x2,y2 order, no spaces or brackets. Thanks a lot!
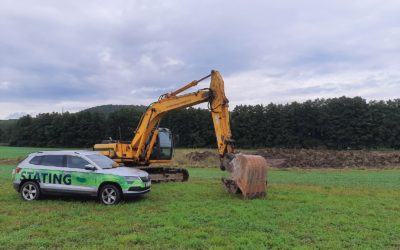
13,182,20,192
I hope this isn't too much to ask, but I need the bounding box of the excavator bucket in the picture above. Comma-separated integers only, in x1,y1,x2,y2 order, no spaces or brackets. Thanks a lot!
222,154,267,199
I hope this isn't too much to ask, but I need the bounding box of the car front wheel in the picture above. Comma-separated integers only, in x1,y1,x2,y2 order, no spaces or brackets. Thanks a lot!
20,181,41,201
99,184,121,205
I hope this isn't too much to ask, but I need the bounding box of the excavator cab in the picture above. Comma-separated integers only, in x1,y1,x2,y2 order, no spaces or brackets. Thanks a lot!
149,128,173,161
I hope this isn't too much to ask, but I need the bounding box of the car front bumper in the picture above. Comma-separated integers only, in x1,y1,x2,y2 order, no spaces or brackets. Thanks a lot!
123,187,151,197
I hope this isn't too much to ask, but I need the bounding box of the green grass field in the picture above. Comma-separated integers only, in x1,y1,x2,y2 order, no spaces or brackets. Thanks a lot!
0,146,399,249
0,146,66,160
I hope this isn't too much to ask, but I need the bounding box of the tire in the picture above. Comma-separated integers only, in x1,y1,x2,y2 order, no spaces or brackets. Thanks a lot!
20,181,41,201
99,184,122,205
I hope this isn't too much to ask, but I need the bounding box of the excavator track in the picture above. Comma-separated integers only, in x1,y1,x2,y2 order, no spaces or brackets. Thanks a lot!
138,166,189,183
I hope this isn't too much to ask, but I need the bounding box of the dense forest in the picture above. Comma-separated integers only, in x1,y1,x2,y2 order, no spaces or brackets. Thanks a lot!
1,96,400,149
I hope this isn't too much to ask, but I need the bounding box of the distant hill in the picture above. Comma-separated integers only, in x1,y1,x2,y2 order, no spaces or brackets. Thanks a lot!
0,105,147,126
81,104,147,116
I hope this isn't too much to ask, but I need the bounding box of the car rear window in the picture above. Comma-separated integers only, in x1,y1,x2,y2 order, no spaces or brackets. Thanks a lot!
29,156,43,165
41,155,64,167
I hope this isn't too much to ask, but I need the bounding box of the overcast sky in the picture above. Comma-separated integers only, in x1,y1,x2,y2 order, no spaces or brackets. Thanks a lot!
1,0,399,119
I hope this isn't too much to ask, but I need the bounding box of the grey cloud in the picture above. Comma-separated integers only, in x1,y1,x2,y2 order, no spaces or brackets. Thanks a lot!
1,0,400,118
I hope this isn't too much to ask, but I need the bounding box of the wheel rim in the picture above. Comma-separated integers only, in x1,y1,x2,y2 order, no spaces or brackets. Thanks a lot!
101,188,117,204
22,184,37,200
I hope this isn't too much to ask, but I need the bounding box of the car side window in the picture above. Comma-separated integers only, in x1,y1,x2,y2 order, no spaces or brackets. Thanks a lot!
29,156,43,165
67,156,90,169
41,155,64,167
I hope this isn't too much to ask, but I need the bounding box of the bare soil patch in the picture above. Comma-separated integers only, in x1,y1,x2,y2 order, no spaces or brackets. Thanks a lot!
0,159,19,165
255,149,400,168
186,151,218,162
184,149,400,168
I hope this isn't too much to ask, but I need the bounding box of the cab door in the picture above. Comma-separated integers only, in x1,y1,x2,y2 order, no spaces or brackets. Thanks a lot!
149,128,173,160
64,155,98,195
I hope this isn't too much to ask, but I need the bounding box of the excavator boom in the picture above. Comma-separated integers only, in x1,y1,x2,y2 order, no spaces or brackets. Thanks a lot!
94,70,267,198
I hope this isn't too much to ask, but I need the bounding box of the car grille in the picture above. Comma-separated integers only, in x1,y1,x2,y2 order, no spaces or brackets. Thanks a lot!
140,176,150,182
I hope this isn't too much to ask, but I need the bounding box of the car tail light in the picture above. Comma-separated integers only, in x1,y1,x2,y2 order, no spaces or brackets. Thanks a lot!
15,167,22,173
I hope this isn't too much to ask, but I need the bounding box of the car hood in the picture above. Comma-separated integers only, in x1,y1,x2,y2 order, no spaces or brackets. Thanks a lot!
99,167,148,177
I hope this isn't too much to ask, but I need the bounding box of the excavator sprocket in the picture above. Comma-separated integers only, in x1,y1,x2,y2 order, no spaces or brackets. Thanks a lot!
138,166,189,183
222,154,267,199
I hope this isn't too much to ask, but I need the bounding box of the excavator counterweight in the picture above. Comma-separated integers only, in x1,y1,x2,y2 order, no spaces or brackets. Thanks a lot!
94,70,267,198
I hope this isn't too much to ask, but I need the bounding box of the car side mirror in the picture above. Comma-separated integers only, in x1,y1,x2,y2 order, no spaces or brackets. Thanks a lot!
85,164,96,171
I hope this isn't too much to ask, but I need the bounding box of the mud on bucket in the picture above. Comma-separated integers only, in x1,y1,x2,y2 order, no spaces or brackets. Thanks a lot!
222,153,267,199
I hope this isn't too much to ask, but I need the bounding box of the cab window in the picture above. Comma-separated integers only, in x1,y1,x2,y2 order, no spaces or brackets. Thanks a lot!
159,130,173,159
41,155,64,167
150,129,173,160
67,156,90,169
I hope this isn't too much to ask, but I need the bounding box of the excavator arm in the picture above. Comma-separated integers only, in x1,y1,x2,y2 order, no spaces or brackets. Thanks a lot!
130,88,211,162
125,70,234,165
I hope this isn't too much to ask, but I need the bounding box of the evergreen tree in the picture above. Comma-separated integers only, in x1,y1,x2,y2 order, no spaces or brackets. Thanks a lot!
5,97,400,149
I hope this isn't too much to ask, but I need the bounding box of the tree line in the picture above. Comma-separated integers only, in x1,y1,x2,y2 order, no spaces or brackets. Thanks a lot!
1,96,400,149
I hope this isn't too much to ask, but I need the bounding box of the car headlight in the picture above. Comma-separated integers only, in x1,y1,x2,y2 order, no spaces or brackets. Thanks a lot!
125,176,141,182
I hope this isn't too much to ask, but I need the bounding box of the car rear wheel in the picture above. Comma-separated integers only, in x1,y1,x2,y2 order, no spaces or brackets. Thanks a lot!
20,181,41,201
99,184,121,205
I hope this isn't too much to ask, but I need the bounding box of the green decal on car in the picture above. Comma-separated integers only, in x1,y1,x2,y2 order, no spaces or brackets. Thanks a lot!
20,170,71,185
16,169,146,189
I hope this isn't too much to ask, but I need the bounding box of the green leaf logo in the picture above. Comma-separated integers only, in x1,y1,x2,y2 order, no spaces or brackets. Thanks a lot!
76,176,87,183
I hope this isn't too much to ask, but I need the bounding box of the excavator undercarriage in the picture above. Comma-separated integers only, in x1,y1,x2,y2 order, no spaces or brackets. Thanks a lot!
137,166,189,183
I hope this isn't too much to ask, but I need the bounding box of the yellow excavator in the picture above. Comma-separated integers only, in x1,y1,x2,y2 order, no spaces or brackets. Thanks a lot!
94,70,267,198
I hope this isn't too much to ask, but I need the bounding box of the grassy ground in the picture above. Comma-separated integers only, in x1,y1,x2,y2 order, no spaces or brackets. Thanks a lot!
0,146,209,165
0,146,66,160
0,146,399,249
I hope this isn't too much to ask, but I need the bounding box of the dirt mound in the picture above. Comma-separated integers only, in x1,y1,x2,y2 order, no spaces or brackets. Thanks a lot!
255,149,400,168
184,149,400,168
186,151,218,162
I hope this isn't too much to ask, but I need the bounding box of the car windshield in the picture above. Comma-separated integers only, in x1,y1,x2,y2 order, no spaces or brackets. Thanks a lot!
86,154,117,169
